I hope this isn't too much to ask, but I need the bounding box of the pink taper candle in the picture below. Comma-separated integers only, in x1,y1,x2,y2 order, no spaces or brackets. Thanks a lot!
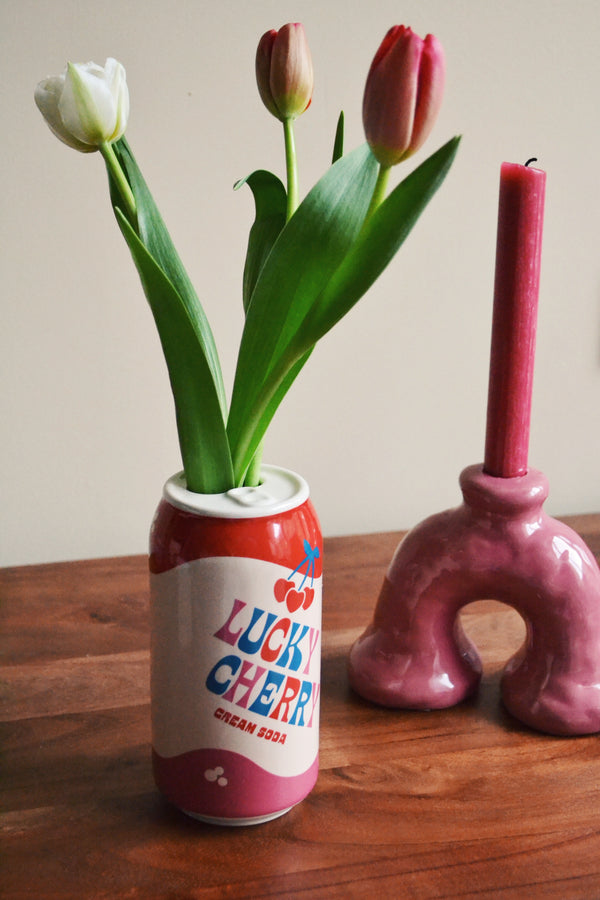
484,160,546,477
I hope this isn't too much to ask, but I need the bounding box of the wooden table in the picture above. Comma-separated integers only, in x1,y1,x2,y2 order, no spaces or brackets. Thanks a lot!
3,516,600,899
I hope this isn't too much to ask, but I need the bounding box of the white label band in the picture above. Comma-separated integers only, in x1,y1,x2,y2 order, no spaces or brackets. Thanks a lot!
151,555,322,778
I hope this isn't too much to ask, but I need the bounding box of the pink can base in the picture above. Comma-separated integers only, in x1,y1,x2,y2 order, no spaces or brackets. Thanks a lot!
153,748,319,825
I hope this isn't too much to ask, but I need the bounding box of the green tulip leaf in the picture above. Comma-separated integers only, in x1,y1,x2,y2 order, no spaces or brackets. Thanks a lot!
332,111,345,164
240,348,313,486
111,139,228,418
305,136,461,340
106,139,234,493
112,210,234,493
227,138,460,482
235,170,287,313
227,143,379,482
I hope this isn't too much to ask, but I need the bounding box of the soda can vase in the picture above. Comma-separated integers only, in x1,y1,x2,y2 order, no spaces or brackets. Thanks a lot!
149,464,322,825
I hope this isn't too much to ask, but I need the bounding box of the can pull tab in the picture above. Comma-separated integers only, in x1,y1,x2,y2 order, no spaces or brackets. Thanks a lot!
226,485,276,508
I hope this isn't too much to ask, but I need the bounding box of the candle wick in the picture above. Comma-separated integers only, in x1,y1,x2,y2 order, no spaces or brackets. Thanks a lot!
525,157,538,167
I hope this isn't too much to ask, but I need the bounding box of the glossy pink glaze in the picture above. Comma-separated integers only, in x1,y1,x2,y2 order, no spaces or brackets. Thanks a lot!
349,464,600,735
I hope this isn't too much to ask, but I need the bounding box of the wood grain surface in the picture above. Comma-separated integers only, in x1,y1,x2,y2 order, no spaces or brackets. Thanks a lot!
2,518,600,899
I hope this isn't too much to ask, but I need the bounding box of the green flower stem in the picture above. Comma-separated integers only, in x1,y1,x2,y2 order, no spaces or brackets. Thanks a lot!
100,141,137,225
363,163,391,227
283,117,299,221
244,443,263,486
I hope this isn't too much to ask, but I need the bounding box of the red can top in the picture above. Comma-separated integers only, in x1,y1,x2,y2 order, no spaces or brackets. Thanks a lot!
149,466,322,577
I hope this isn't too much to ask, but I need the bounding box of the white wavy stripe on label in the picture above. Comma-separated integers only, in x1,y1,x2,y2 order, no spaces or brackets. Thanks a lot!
151,556,322,777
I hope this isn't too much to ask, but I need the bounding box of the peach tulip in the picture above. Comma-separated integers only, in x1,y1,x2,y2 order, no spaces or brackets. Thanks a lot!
256,23,313,122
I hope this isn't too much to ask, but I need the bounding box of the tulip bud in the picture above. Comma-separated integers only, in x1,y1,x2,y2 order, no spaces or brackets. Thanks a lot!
362,26,445,167
35,57,129,152
256,23,313,121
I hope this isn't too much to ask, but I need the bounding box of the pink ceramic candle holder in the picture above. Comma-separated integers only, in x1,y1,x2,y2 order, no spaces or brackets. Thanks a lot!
348,463,600,735
349,161,600,736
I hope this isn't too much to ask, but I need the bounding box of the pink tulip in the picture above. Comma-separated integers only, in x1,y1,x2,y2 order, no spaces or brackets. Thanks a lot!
255,23,313,121
363,26,445,167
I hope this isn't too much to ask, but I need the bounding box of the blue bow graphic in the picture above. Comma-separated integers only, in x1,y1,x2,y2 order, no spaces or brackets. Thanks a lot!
288,539,320,589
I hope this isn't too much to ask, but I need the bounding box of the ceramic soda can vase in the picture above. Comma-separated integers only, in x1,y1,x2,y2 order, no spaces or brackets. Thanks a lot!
149,465,323,825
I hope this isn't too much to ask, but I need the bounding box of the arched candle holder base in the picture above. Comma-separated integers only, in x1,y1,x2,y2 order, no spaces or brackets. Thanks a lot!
348,464,600,736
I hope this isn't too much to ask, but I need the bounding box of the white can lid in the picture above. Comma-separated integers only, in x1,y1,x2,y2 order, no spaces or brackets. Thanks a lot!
162,464,310,519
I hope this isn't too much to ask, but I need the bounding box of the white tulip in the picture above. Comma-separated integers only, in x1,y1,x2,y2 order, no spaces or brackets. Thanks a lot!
35,58,129,152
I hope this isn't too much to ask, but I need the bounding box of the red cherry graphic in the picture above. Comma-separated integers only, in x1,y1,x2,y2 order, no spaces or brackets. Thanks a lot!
285,589,304,613
274,578,293,603
302,587,314,610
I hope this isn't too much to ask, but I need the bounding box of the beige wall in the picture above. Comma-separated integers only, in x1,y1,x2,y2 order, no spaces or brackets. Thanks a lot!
2,0,600,565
